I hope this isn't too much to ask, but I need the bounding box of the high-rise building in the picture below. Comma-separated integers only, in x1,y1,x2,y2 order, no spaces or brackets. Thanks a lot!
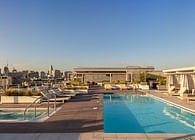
40,71,47,79
49,65,54,76
53,70,62,78
3,65,9,76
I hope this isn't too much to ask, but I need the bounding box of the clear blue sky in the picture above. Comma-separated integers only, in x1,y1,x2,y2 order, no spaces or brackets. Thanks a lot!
0,0,195,72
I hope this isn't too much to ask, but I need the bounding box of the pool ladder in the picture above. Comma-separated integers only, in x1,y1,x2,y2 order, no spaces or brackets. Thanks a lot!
24,95,57,120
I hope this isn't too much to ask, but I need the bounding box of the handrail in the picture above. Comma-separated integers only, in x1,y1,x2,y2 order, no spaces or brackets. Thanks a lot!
24,96,43,120
24,90,57,120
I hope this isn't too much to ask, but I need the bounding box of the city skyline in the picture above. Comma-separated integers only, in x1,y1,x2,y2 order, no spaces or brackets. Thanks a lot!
1,0,195,71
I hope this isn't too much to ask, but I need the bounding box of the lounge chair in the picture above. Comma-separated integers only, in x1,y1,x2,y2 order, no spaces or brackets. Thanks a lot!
167,86,178,96
41,90,70,103
111,85,120,90
185,95,195,102
138,84,150,90
178,93,195,102
119,84,133,90
51,89,76,97
168,86,175,93
169,88,186,96
104,84,112,90
177,88,195,101
58,87,79,95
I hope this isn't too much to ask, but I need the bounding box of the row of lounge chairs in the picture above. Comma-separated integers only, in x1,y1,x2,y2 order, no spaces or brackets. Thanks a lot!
104,84,150,90
104,84,134,90
40,87,78,103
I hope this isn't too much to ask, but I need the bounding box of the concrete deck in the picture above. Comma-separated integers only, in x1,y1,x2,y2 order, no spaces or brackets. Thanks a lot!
0,133,195,140
147,90,195,111
0,91,104,133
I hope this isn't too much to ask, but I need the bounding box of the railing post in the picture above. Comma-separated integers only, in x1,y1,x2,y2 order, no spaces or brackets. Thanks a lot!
48,99,50,116
24,112,26,120
54,94,56,112
34,103,37,118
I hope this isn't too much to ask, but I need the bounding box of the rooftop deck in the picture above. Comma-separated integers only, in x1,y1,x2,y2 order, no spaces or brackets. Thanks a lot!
0,86,195,139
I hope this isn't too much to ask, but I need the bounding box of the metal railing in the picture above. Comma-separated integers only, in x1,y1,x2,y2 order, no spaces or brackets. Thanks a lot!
24,94,57,120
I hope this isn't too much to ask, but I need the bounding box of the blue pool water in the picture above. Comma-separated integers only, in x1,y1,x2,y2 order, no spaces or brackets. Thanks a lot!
104,94,195,133
0,109,48,120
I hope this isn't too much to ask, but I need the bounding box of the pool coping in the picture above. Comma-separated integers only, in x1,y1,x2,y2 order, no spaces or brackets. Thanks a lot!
145,92,195,114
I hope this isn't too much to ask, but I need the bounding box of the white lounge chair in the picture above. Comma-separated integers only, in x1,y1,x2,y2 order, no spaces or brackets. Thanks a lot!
138,84,150,90
111,85,120,90
168,86,175,94
177,88,195,101
51,89,76,97
41,90,70,103
104,84,113,90
58,87,79,95
169,88,186,96
119,84,133,90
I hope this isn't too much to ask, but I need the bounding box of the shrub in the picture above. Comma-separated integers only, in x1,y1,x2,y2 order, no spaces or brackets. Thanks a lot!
77,86,88,90
157,76,166,85
62,86,88,90
111,81,119,84
24,90,33,96
2,89,41,96
63,86,76,90
119,81,127,84
3,89,32,96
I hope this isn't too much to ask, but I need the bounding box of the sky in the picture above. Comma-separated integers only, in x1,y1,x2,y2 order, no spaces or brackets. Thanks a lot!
0,0,195,72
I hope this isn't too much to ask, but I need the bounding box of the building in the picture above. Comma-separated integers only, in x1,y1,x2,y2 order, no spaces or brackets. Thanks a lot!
8,71,28,86
74,66,155,83
64,71,73,81
3,65,9,76
40,71,47,79
163,66,195,92
0,76,12,90
49,65,54,77
53,70,62,79
28,71,39,79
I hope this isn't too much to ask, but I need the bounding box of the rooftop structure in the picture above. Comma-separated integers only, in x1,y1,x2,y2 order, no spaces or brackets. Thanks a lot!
163,66,195,74
74,66,155,83
0,76,12,90
163,66,195,92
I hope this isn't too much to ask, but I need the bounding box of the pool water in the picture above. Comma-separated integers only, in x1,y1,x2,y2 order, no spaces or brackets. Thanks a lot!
0,109,48,121
104,94,195,133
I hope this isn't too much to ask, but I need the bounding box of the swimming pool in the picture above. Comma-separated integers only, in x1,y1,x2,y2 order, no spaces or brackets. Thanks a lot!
104,94,195,133
0,108,51,121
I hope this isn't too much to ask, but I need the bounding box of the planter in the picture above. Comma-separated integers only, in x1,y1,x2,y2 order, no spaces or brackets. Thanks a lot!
74,86,89,89
1,96,41,104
